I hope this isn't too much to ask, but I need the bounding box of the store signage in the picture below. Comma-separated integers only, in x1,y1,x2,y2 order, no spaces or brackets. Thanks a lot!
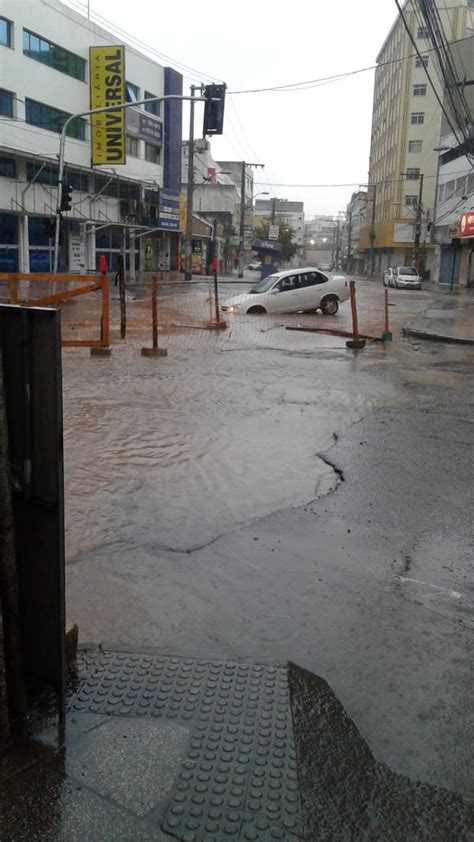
159,189,180,231
268,224,279,241
126,109,163,144
89,45,126,165
460,212,474,237
447,223,460,238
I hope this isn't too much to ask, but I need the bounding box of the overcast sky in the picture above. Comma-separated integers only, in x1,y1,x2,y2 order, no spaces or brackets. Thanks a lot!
67,0,400,217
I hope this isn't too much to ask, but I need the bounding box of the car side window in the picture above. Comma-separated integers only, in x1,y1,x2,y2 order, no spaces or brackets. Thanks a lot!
278,275,299,292
314,272,328,285
299,272,316,287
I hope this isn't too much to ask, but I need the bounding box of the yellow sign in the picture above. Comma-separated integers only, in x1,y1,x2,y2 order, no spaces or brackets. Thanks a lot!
89,45,126,165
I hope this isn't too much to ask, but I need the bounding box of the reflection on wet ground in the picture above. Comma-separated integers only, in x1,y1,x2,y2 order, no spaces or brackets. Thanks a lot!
2,652,472,840
56,278,474,801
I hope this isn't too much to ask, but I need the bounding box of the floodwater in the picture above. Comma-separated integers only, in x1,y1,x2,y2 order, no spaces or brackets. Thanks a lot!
62,280,400,560
61,278,474,797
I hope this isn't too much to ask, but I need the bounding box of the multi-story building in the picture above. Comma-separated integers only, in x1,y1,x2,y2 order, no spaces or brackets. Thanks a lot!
342,191,368,272
181,140,242,272
360,0,472,275
254,199,304,264
0,0,183,274
432,37,474,286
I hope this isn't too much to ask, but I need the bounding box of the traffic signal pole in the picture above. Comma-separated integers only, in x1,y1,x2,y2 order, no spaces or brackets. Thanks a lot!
53,92,206,273
184,85,196,281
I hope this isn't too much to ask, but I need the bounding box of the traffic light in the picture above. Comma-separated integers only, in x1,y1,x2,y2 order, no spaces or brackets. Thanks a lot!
203,84,226,136
60,184,73,212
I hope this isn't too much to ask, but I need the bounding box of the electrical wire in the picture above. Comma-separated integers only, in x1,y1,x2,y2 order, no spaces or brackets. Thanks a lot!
54,0,220,85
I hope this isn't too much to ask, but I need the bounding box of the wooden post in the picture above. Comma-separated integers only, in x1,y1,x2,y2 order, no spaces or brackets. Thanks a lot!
141,276,167,357
382,287,392,341
346,280,366,349
152,275,158,349
9,278,18,305
118,256,126,340
350,280,359,340
102,275,110,347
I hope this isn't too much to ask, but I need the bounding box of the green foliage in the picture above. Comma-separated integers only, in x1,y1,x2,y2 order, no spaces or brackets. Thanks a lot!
253,220,298,263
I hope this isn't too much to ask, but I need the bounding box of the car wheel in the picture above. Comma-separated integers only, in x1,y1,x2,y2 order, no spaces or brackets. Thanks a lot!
320,295,339,316
247,305,267,315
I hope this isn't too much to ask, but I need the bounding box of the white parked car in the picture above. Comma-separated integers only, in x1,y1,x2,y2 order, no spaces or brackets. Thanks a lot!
383,266,422,289
247,261,262,271
222,267,349,315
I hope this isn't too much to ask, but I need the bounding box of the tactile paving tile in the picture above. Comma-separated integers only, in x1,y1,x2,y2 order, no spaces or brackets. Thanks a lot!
69,651,303,839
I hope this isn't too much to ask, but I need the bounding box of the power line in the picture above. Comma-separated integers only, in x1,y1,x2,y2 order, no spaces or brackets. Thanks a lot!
55,0,220,85
253,168,471,188
227,37,473,95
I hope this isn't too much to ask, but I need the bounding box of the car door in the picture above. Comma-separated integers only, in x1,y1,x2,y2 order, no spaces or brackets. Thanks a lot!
269,274,301,313
300,271,330,309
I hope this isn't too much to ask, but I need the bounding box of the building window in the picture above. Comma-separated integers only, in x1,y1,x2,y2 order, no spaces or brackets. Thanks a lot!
455,176,466,196
413,84,427,96
405,195,418,206
0,16,12,47
144,142,160,164
0,156,16,178
125,135,139,157
144,92,160,116
408,140,422,152
417,26,430,39
0,88,14,118
437,183,445,203
126,82,139,102
25,98,86,140
445,180,456,199
411,112,425,124
406,168,420,180
23,30,85,81
415,55,429,68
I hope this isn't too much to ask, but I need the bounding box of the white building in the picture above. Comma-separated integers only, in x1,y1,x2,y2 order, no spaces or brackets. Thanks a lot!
432,37,474,286
0,0,183,274
181,140,242,230
361,0,472,275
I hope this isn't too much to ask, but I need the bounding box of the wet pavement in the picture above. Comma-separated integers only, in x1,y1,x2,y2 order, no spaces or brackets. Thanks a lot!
4,275,473,837
1,651,473,840
402,285,474,344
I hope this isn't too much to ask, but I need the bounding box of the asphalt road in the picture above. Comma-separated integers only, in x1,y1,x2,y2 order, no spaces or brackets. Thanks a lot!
64,277,474,800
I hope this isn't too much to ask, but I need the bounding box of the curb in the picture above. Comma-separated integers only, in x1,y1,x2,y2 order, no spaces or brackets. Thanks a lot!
402,325,474,345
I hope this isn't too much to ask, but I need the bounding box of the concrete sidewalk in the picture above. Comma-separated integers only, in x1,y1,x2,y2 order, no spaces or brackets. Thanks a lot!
403,286,474,344
1,650,473,840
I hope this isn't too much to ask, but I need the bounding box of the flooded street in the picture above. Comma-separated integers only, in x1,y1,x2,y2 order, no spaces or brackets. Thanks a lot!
62,279,474,798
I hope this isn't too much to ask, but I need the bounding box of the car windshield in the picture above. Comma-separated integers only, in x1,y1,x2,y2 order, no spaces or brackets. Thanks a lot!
397,267,418,276
249,274,280,293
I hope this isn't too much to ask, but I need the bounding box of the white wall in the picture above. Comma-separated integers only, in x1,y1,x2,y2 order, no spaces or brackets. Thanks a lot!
1,0,165,182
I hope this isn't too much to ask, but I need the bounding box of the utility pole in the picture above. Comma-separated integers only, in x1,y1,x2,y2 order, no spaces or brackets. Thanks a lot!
369,183,377,277
413,173,424,271
184,85,196,281
335,218,341,270
347,209,352,272
238,161,264,278
271,197,276,223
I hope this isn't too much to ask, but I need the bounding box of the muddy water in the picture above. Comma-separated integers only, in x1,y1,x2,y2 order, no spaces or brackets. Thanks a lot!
62,298,398,562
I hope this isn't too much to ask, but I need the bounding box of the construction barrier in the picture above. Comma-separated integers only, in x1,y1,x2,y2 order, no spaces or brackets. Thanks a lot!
0,273,110,349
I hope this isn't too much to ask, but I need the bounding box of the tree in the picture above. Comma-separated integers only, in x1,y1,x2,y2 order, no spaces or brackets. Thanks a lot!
253,220,297,263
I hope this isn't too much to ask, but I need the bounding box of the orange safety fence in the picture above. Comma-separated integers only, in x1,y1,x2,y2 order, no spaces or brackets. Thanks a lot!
0,273,110,348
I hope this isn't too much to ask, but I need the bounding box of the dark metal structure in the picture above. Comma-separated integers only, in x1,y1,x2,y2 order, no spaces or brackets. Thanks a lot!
0,305,65,728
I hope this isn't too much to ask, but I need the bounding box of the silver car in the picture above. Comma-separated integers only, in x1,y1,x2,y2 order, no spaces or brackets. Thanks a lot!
383,266,422,289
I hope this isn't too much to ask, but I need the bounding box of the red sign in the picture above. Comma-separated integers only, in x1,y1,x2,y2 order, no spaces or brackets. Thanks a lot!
207,167,217,185
460,212,474,237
